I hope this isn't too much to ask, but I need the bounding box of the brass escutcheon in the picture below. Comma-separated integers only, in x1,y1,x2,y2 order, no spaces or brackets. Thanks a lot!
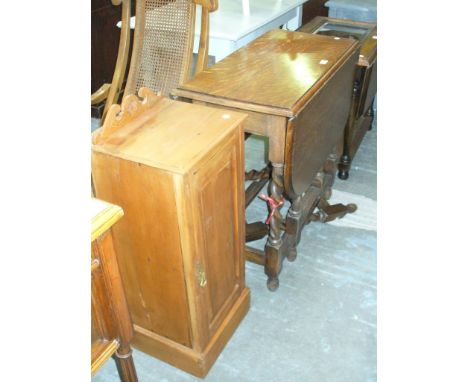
196,262,207,287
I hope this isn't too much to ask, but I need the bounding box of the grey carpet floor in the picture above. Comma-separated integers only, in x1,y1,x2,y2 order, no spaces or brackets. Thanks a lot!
92,122,377,382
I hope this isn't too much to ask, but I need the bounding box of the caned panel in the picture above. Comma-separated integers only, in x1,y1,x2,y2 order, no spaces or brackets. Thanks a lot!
92,152,192,347
125,0,195,97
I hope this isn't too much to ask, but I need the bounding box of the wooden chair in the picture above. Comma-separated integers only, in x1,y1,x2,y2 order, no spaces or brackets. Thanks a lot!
91,0,218,122
91,0,132,121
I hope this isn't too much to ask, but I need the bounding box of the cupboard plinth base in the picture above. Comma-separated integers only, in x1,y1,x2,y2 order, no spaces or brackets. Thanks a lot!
132,288,250,378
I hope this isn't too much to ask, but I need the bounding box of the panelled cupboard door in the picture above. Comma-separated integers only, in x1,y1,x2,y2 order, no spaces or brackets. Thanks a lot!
177,130,245,349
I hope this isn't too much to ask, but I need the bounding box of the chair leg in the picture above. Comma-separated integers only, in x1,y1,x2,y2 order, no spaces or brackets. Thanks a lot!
114,347,138,382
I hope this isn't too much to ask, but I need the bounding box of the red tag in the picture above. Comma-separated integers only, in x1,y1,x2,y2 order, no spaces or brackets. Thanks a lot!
258,193,284,225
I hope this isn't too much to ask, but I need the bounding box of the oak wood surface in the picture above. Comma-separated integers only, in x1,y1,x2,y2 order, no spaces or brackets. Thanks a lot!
174,29,359,117
359,62,377,116
92,90,249,377
284,47,358,197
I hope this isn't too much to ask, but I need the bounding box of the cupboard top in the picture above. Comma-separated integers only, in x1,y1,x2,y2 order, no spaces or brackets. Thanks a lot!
92,91,246,174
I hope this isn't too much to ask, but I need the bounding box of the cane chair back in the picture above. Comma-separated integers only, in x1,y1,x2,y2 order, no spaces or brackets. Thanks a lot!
124,0,217,98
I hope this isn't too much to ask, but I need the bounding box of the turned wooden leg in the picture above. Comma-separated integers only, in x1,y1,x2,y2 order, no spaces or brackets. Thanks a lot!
115,346,138,382
339,79,360,180
367,97,376,130
310,149,358,224
264,163,285,291
338,154,351,180
285,194,302,262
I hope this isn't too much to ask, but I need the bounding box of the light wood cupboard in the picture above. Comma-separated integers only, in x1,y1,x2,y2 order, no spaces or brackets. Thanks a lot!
91,88,250,377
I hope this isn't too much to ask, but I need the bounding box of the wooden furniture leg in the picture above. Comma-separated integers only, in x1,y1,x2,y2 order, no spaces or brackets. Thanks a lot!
284,193,302,262
264,163,286,291
115,347,138,382
313,150,357,223
338,79,359,180
367,97,376,130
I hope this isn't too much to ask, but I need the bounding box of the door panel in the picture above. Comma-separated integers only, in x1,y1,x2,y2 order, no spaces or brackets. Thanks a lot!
191,133,244,338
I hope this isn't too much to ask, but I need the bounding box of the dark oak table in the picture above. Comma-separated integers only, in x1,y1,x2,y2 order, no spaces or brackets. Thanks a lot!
173,29,360,291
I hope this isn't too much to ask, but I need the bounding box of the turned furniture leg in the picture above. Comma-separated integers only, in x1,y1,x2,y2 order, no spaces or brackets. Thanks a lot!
264,163,285,292
309,149,357,224
338,79,360,180
367,97,376,130
115,346,138,382
285,194,302,262
337,153,351,181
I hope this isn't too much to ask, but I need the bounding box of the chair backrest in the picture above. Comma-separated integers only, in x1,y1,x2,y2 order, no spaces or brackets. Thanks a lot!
96,0,132,121
124,0,217,98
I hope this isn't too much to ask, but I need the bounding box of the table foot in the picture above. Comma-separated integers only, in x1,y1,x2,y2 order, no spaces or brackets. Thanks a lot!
338,169,349,180
267,276,279,292
286,247,297,262
309,199,357,223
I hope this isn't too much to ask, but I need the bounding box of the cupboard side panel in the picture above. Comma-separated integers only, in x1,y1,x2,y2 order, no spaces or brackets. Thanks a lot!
92,152,192,347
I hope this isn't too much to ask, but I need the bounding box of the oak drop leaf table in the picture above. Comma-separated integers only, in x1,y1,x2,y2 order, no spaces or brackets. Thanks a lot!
173,29,360,291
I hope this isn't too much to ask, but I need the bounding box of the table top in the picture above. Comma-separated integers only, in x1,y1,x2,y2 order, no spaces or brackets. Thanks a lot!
123,0,307,42
299,17,377,66
92,90,246,174
91,198,124,242
174,29,359,117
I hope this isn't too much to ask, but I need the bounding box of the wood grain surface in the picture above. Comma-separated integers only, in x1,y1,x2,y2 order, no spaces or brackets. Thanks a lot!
92,91,249,377
284,47,359,197
174,29,359,117
92,89,247,174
